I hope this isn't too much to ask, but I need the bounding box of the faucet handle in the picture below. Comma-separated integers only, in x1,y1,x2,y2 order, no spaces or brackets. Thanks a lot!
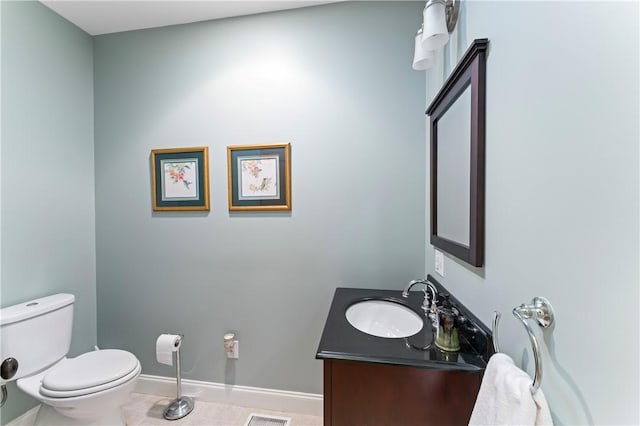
420,289,431,312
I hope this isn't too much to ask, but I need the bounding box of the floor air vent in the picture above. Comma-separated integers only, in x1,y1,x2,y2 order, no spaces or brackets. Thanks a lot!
244,413,292,426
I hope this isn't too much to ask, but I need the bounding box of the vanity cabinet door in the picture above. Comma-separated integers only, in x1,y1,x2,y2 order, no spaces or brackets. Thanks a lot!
324,359,481,426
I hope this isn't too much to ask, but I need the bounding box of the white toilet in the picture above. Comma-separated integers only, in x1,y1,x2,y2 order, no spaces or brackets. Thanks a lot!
0,293,141,425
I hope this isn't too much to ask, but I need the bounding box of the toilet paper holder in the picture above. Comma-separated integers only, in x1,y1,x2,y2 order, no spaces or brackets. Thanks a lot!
161,333,194,420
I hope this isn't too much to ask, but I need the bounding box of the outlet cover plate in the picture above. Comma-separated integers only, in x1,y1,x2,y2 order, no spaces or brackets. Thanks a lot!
435,250,444,276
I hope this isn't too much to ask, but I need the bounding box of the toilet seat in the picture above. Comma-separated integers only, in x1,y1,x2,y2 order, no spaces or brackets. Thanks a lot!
40,349,140,398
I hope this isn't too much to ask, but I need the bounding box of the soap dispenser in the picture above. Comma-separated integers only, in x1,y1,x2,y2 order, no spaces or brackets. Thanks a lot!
435,297,460,352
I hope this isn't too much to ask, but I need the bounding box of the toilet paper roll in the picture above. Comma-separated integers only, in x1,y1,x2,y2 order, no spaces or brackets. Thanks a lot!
156,334,182,366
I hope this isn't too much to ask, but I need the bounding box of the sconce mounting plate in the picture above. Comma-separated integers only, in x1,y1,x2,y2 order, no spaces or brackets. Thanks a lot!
446,0,460,33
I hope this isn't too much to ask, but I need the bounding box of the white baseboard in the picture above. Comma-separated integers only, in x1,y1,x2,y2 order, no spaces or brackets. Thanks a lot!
135,374,323,417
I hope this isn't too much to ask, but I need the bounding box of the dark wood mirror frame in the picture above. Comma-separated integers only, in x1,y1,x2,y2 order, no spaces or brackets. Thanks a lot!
426,38,488,267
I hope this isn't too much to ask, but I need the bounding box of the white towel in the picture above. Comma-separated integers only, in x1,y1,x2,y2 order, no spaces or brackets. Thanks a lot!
469,353,553,426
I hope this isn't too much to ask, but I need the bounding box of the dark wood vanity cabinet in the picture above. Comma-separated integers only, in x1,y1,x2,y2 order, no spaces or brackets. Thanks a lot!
317,286,492,426
323,359,482,426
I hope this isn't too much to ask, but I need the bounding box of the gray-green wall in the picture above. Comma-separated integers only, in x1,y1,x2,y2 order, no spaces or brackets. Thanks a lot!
425,2,639,425
0,1,96,423
93,2,426,394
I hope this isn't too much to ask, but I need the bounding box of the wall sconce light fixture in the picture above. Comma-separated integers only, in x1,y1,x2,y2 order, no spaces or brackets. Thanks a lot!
412,0,460,70
412,27,435,71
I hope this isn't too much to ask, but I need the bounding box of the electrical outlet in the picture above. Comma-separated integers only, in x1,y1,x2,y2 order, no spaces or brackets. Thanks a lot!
224,333,239,359
227,340,239,359
435,250,444,276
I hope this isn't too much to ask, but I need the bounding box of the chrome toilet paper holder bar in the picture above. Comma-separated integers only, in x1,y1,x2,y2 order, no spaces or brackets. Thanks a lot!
163,333,194,420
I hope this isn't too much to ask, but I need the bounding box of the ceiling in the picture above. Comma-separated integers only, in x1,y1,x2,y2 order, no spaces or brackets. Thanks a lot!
40,1,344,36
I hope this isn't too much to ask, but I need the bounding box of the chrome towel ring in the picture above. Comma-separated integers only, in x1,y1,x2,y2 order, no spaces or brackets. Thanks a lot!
492,297,555,394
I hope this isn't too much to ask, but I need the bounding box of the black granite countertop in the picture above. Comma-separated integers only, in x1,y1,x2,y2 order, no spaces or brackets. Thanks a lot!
315,286,489,372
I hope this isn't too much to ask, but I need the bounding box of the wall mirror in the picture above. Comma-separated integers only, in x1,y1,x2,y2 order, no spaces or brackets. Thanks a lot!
426,38,488,267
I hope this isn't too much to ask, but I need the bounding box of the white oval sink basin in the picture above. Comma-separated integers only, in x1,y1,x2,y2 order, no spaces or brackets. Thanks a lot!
346,299,423,338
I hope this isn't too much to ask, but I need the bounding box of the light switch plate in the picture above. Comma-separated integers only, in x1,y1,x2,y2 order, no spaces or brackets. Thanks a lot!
435,250,444,276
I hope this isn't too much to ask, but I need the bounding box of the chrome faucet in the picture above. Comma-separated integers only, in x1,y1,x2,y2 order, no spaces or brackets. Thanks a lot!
402,278,428,298
402,279,439,313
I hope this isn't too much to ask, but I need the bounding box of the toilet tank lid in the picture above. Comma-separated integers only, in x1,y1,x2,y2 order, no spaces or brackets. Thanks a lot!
0,293,74,326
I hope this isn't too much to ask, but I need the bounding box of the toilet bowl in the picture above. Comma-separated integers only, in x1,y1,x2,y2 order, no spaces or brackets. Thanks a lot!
17,349,141,425
0,294,141,426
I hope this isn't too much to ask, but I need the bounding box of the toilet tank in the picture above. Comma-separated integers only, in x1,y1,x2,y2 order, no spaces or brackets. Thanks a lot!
0,293,74,380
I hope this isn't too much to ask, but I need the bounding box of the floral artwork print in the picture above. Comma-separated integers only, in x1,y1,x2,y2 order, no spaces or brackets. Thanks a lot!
242,160,262,179
242,160,274,193
167,163,193,189
238,156,279,200
227,144,290,211
162,159,198,200
249,177,273,193
151,147,209,211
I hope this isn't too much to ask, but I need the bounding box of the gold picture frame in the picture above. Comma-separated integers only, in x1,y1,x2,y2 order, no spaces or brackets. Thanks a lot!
150,146,210,211
227,143,291,211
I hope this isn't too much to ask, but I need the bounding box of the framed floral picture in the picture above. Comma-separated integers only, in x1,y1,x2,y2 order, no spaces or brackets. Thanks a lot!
150,147,210,211
227,143,291,211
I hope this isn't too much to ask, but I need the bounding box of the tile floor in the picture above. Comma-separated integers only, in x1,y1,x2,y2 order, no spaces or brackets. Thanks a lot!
9,393,322,426
122,393,323,426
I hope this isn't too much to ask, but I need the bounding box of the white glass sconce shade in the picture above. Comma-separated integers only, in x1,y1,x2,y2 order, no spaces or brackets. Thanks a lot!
413,31,435,70
422,1,449,50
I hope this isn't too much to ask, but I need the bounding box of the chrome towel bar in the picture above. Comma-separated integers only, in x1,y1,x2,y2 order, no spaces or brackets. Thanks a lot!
492,297,555,394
